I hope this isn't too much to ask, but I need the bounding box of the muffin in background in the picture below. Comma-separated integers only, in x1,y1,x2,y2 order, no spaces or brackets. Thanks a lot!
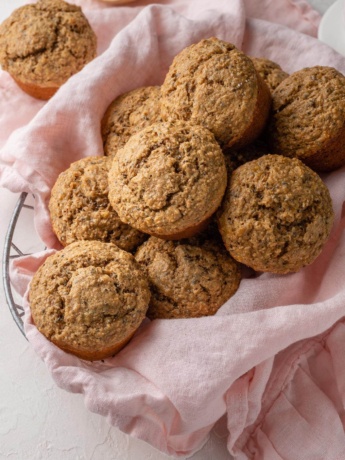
101,86,162,157
223,138,270,175
251,57,289,93
267,66,345,171
0,0,97,100
135,235,241,319
29,241,151,361
161,37,271,149
49,156,146,252
218,154,334,274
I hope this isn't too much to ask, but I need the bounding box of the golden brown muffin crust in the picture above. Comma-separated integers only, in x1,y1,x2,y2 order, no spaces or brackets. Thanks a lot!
29,241,151,361
108,121,227,238
218,154,334,274
49,156,146,252
160,37,271,149
135,235,241,319
101,86,162,157
0,0,97,87
267,66,345,171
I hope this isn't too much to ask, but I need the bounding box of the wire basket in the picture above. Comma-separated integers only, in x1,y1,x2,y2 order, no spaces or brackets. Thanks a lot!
2,192,45,337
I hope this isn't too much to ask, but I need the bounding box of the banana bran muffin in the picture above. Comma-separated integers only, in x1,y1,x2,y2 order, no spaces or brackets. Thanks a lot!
101,86,162,157
267,66,345,172
0,0,97,100
251,57,288,92
49,156,146,252
160,37,271,149
108,121,227,239
218,154,334,274
29,241,151,361
135,235,241,319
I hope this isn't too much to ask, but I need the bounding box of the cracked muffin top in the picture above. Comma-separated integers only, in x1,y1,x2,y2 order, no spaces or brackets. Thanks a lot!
267,66,345,171
135,234,241,319
101,86,162,157
29,240,151,361
251,57,288,92
49,156,146,252
160,37,271,149
108,121,227,239
218,154,334,274
0,0,97,87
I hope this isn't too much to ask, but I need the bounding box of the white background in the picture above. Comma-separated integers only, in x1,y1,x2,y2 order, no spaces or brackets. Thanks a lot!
0,0,338,459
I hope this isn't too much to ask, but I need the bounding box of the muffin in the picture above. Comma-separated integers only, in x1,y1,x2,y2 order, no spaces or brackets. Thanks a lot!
160,37,271,149
0,0,97,100
49,156,146,252
267,66,345,171
218,154,334,274
101,86,162,157
251,57,288,93
135,235,241,319
108,121,228,239
29,241,151,361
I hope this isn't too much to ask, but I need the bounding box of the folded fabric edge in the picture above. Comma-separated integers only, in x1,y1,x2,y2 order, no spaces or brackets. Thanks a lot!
233,318,345,459
288,0,321,29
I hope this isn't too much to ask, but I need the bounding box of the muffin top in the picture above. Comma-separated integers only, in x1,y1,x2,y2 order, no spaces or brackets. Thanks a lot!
0,0,97,86
218,154,334,274
101,86,162,157
135,235,241,319
267,66,345,171
160,37,270,148
251,57,288,92
29,241,151,360
49,156,146,252
108,121,227,238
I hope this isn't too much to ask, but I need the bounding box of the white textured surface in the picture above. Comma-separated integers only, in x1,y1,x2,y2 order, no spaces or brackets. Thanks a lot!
0,0,338,459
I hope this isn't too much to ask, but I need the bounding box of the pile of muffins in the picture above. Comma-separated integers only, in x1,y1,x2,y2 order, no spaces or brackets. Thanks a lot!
5,2,341,361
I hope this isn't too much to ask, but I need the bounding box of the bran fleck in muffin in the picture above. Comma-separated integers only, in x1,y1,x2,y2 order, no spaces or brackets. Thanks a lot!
251,57,288,93
0,0,97,100
267,66,345,171
101,86,162,157
135,235,241,319
218,154,334,274
49,156,146,252
160,37,271,149
108,121,227,240
29,241,151,361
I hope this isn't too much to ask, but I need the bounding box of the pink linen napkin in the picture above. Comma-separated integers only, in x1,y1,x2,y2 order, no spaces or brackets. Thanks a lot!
2,0,345,458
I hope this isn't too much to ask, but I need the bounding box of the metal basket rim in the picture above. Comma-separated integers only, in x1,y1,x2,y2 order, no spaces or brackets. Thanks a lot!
2,191,29,339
